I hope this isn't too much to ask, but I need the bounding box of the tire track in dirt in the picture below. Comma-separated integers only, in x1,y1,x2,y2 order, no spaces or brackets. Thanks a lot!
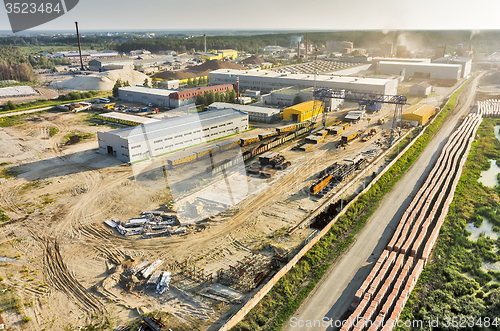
38,236,105,315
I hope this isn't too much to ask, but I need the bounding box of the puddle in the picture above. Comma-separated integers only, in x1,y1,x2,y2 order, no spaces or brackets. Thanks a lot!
478,159,500,188
466,217,499,241
495,125,500,142
482,261,500,272
478,126,500,188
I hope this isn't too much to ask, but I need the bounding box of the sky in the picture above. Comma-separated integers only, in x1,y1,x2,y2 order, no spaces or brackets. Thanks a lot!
1,0,500,33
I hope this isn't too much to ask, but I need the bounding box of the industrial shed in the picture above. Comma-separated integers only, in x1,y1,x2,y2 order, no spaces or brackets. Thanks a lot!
283,100,323,122
118,86,176,107
207,102,280,123
409,82,432,97
378,61,462,80
402,104,436,125
97,108,248,163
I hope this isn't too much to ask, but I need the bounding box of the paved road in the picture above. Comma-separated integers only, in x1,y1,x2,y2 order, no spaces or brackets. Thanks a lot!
284,73,482,331
0,106,54,118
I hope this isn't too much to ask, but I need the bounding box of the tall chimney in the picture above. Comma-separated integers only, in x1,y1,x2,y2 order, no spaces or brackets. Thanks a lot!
298,42,300,59
204,33,207,53
305,33,308,58
75,22,84,71
236,76,239,103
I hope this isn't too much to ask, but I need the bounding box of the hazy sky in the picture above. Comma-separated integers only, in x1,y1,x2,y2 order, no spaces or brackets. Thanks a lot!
1,0,500,32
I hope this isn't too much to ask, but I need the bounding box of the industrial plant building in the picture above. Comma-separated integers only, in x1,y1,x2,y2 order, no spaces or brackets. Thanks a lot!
283,100,323,122
264,86,344,110
409,83,432,97
168,84,234,108
117,85,233,109
432,56,472,78
207,102,280,123
209,69,399,95
378,61,462,80
97,108,248,163
402,104,436,125
118,86,177,107
194,49,238,61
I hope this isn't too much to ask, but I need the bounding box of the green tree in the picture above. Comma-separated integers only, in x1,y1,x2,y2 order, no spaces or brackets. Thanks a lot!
187,78,194,87
293,95,301,105
227,89,237,103
151,78,159,88
194,77,199,86
143,78,149,87
196,93,207,106
123,80,130,87
205,91,215,105
214,92,222,102
112,79,123,97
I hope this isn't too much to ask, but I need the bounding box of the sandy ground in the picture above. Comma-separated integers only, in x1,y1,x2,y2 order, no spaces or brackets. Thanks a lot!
0,102,410,330
0,86,61,106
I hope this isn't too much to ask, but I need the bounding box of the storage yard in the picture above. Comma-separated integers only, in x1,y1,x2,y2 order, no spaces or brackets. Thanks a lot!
0,92,405,328
0,33,489,330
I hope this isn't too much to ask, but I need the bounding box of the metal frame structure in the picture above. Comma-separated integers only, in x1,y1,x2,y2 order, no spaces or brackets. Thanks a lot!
313,88,408,144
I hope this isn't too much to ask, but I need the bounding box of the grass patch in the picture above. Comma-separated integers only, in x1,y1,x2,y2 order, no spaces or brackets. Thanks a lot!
231,76,474,331
0,115,24,127
63,132,94,145
49,127,59,137
0,209,8,223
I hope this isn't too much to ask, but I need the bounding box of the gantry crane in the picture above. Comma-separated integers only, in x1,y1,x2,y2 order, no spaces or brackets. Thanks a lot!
312,89,408,144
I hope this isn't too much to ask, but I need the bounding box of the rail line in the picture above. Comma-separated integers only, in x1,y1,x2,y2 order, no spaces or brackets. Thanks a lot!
340,109,485,331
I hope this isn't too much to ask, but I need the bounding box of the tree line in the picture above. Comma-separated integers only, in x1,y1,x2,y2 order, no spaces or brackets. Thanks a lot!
0,46,34,81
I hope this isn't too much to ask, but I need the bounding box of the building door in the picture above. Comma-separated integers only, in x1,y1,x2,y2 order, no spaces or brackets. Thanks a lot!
292,114,299,122
107,146,113,154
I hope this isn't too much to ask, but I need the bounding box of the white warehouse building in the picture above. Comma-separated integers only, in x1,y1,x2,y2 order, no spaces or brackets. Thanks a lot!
378,61,462,80
118,86,177,107
209,69,399,95
98,108,248,163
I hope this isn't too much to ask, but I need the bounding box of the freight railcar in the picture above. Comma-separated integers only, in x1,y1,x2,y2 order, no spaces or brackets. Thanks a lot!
217,139,240,151
166,152,197,167
240,136,260,146
276,124,297,134
258,132,278,140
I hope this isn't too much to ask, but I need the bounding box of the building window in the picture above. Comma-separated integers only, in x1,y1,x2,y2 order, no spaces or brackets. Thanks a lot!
131,145,141,149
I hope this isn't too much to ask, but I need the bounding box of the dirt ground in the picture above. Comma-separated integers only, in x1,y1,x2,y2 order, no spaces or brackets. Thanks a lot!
0,94,437,330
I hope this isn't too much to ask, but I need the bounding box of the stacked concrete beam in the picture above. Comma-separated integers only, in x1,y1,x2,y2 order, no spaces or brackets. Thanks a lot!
342,111,483,331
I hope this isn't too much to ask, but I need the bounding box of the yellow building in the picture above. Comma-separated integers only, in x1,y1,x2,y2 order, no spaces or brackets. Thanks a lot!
196,49,238,62
402,104,436,125
283,100,323,122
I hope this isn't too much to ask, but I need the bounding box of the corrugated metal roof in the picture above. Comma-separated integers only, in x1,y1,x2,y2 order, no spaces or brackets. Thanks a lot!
284,100,322,113
118,86,177,97
108,108,247,144
403,104,435,117
99,112,160,124
209,102,280,115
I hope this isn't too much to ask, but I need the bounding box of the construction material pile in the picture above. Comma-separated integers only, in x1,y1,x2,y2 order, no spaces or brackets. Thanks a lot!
50,69,149,91
104,211,184,239
310,157,367,196
122,259,171,294
216,254,274,292
248,152,291,178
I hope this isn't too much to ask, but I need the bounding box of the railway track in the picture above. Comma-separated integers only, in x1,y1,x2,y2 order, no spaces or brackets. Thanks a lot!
340,111,483,331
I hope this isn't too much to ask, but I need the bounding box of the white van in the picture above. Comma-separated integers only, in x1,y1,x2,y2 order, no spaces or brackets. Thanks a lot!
97,98,110,103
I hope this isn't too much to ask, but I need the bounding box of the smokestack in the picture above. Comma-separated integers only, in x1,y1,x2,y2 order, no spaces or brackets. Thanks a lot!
236,76,239,103
204,33,207,53
75,22,84,71
305,33,308,58
298,42,300,59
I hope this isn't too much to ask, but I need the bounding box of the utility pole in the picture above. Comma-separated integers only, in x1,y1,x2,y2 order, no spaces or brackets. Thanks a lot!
75,22,84,71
